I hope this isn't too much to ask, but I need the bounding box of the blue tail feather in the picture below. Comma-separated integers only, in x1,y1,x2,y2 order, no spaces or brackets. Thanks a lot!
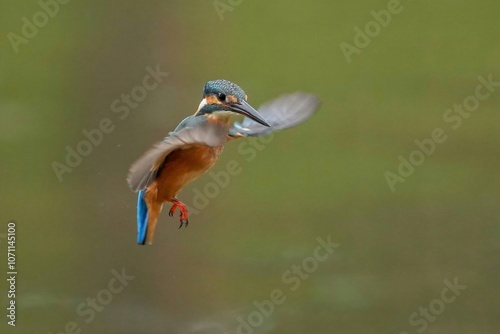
137,190,149,245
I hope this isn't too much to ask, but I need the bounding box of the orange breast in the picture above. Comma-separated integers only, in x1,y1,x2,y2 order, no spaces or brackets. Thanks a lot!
151,144,224,202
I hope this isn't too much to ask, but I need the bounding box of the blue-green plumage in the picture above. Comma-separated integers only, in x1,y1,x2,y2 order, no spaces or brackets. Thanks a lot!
136,190,148,245
203,79,246,100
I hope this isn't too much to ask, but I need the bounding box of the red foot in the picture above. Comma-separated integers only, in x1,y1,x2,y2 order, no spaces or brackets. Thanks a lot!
168,198,189,228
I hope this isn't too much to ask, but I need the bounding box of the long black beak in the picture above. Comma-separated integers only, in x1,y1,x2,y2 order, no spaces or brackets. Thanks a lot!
230,100,271,127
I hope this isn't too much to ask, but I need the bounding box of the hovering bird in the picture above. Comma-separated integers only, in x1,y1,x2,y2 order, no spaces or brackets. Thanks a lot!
128,80,320,245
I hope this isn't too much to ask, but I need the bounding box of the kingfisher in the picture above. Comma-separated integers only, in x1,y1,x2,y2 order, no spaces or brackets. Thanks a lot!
128,79,320,245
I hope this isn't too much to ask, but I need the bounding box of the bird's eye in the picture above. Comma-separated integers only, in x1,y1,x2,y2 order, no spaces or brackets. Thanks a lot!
217,93,226,102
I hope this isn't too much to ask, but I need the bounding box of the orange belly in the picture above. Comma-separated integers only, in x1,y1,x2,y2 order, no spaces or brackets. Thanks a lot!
148,144,224,202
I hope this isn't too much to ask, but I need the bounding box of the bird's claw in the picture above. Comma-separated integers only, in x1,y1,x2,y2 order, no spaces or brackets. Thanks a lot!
170,199,189,229
178,219,189,229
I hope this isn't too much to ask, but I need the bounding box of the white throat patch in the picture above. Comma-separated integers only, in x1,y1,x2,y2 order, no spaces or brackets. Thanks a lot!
196,98,208,114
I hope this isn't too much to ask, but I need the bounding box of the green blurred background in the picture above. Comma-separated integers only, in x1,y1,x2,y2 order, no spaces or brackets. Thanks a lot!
1,1,499,333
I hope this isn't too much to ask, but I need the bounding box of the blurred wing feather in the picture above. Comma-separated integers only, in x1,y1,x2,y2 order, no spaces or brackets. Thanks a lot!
230,93,320,137
127,118,227,192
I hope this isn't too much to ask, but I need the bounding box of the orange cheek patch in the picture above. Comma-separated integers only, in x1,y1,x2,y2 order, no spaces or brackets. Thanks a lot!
227,95,238,103
205,95,220,105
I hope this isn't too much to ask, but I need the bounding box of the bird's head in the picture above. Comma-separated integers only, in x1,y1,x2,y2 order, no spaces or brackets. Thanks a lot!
195,79,270,127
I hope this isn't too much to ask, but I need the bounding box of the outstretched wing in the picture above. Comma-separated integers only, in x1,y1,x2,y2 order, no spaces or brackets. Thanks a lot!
127,117,227,192
229,93,320,137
